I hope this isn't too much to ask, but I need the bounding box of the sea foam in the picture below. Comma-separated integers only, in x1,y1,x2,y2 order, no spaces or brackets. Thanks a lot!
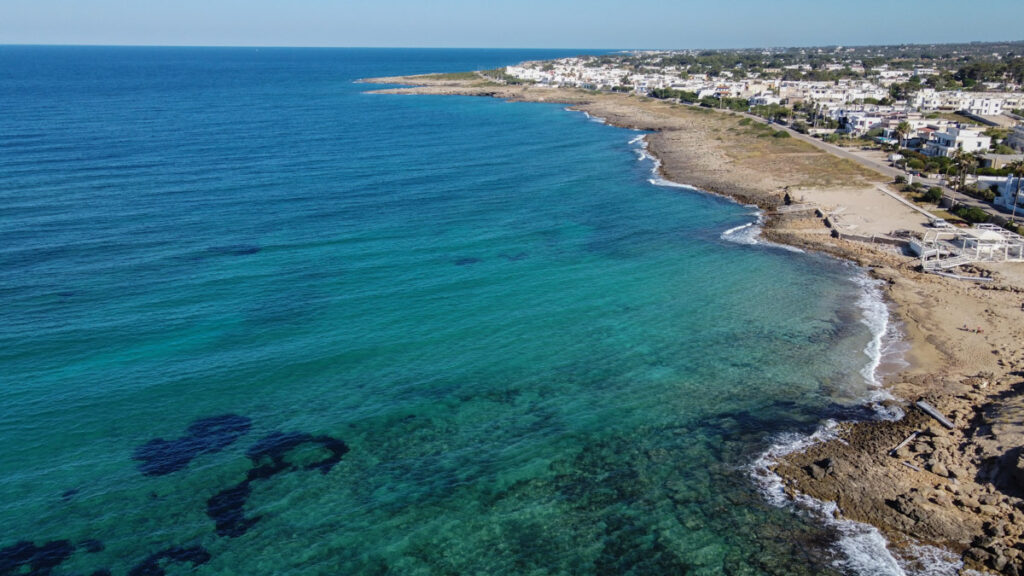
582,98,923,574
747,269,963,575
751,422,968,576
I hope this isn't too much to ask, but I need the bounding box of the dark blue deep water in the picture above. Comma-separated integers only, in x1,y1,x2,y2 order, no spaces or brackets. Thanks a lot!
1,47,897,575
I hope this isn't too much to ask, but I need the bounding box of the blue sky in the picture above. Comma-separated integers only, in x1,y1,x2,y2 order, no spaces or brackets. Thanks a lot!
3,0,1022,49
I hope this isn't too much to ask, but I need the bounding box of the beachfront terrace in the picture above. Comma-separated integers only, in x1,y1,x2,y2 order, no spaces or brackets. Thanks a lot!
912,224,1024,271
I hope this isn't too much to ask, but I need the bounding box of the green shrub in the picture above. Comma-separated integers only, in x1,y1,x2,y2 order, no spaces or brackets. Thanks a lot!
772,130,790,139
955,206,990,223
894,175,907,184
924,187,943,203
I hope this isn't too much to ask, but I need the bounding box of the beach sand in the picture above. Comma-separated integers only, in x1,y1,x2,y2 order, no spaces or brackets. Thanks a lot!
364,74,1024,574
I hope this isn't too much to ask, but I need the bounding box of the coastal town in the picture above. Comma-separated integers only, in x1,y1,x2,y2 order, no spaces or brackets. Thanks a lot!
499,44,1024,276
366,41,1024,575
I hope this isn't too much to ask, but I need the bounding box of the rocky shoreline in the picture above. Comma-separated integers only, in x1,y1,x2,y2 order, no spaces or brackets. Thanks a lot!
363,73,1024,574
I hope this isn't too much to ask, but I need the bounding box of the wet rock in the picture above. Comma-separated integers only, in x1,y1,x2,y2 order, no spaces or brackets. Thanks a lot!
128,545,211,576
133,414,252,476
807,463,826,480
966,546,992,563
889,493,926,522
973,535,999,549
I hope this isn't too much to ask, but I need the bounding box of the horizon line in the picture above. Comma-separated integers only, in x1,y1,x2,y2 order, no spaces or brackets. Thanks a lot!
3,39,1023,52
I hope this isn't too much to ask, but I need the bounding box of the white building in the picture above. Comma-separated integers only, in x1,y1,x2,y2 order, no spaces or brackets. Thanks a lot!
1008,125,1024,152
912,89,1024,114
990,175,1024,212
748,93,782,106
923,127,991,157
840,112,884,135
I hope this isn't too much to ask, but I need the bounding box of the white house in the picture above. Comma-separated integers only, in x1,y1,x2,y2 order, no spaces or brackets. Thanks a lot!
923,127,991,157
839,112,884,135
990,175,1024,212
748,93,782,106
964,97,1004,116
1009,125,1024,152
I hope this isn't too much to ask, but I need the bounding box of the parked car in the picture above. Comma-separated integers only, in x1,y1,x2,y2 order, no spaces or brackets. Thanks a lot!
928,219,954,229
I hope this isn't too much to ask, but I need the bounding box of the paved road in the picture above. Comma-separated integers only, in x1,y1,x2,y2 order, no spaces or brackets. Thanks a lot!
737,112,1010,219
673,102,1008,220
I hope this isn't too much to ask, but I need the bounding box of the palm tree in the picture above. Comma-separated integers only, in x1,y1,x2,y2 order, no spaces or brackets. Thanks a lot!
951,149,978,208
1008,159,1024,225
895,121,912,150
952,149,975,187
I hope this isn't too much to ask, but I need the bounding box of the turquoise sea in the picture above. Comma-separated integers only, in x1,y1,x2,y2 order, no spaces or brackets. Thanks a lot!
1,47,916,575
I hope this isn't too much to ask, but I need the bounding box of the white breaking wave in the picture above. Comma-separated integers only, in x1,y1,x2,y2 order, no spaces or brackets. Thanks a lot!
576,109,606,123
626,134,804,253
608,104,952,575
750,421,843,508
718,212,806,253
746,272,964,575
720,217,763,247
852,272,907,421
751,425,968,576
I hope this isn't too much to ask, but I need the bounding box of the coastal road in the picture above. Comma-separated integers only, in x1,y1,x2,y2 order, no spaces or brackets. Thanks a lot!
734,111,1009,220
734,109,905,179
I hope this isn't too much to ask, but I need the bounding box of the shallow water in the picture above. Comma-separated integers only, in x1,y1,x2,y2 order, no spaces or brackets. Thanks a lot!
3,46,898,575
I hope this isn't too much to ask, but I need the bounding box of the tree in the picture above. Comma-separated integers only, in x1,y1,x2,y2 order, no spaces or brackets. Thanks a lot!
955,205,990,224
1009,160,1024,225
894,121,912,149
951,149,978,204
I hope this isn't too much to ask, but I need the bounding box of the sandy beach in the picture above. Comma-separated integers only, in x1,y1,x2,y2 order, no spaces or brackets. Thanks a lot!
364,73,1024,574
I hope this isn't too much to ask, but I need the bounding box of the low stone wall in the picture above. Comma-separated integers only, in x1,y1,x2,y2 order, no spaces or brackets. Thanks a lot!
831,230,911,248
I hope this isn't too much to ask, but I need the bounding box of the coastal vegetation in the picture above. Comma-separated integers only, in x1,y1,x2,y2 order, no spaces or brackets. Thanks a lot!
955,204,991,223
423,71,481,81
